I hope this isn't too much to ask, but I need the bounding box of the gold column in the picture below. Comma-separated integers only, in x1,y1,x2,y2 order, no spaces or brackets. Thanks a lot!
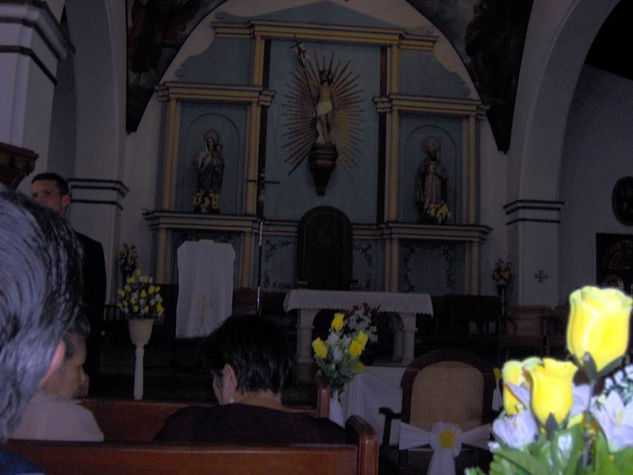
156,97,180,283
385,43,401,291
242,33,266,285
244,103,260,215
241,232,255,288
161,98,181,210
155,229,172,283
251,35,265,87
390,42,399,94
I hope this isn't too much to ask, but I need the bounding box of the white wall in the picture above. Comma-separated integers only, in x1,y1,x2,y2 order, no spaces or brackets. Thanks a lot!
559,65,633,300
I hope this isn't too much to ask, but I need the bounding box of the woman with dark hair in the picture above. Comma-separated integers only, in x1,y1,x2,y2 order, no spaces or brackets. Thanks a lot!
154,315,344,444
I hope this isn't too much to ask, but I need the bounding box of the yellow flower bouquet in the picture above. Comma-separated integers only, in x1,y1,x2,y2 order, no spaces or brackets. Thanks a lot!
312,312,370,394
468,286,633,474
116,269,165,320
428,201,451,224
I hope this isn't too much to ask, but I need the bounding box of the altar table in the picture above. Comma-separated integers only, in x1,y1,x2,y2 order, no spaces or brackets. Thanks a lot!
283,289,433,381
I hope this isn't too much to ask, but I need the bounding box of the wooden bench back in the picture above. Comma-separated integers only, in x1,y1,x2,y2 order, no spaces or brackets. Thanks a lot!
7,416,378,475
79,396,324,442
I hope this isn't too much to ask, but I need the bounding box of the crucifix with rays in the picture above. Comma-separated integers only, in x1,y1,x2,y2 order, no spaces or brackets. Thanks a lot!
284,42,363,195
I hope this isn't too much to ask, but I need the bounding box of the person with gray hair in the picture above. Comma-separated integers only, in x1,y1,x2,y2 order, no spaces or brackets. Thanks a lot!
0,186,82,470
11,313,104,441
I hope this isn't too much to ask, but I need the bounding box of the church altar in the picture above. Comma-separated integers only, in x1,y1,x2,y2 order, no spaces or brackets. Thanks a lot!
283,289,433,381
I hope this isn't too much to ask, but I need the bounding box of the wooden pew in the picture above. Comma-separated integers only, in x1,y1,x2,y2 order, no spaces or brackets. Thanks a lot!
7,415,378,475
79,394,327,442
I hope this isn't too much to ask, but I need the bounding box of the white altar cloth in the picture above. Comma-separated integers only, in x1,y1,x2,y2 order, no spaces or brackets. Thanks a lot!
176,241,234,338
340,365,405,446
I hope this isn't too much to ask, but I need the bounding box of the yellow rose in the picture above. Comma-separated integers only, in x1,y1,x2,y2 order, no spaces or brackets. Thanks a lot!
128,276,136,283
140,290,147,298
148,286,155,294
135,269,142,276
331,313,345,332
156,303,164,314
356,330,369,348
501,357,542,414
312,338,328,359
349,339,363,358
567,286,633,373
501,360,526,415
124,284,131,292
355,361,365,372
527,358,577,426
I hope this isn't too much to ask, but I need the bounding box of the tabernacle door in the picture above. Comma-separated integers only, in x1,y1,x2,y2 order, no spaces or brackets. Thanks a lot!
176,241,234,338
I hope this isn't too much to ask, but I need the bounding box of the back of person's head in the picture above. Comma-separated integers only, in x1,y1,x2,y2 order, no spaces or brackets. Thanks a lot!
202,315,292,395
62,312,90,361
0,187,82,441
31,172,70,196
44,313,90,400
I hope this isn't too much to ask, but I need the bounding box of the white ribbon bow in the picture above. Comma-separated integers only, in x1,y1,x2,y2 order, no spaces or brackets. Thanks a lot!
398,422,491,475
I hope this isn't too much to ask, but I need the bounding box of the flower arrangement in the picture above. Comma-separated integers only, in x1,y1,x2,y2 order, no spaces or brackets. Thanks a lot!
193,190,219,214
492,259,512,287
344,303,379,345
427,201,451,224
117,243,138,280
467,286,633,475
116,269,165,320
312,312,370,394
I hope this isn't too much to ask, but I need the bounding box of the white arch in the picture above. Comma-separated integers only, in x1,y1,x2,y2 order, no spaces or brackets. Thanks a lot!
507,0,618,305
510,0,617,200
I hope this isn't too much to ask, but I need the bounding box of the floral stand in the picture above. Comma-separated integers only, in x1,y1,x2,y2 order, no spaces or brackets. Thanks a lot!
128,319,153,400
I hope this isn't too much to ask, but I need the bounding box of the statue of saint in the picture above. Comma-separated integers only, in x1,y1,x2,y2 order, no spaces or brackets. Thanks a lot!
416,137,448,219
193,131,224,214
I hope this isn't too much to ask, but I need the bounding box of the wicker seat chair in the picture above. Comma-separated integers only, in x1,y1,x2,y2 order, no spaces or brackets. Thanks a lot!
379,349,495,474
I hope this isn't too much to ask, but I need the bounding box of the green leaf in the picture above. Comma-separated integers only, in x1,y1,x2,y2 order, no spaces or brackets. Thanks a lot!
494,446,552,474
552,425,583,474
489,453,530,475
528,435,552,465
612,447,633,472
580,353,598,382
464,467,487,475
597,356,625,380
590,432,620,475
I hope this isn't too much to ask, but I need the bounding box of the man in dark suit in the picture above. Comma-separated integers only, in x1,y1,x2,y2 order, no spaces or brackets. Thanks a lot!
31,173,107,391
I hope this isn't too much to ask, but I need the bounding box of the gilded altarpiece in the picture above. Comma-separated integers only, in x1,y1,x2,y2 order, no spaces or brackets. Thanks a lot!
145,5,490,294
